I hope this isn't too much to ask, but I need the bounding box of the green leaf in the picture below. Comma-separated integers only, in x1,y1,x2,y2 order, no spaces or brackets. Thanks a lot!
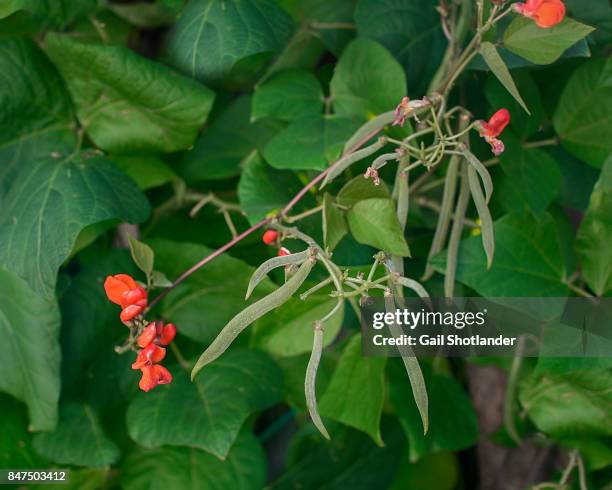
238,153,315,224
347,198,410,256
431,213,568,296
0,394,43,468
553,58,612,168
178,95,283,181
0,0,97,27
111,154,176,190
576,156,612,296
0,269,60,431
319,335,386,445
151,270,173,288
322,193,347,251
33,403,120,468
165,0,294,85
264,114,362,170
479,42,529,114
354,0,446,94
252,69,324,122
503,16,594,65
126,349,282,459
45,34,215,153
388,361,477,461
251,294,344,357
122,431,267,490
0,151,150,299
128,237,155,277
330,38,406,119
109,2,179,28
336,175,391,207
151,238,276,344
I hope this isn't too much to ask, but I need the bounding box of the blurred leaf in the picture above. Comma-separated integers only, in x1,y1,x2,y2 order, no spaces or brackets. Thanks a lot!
565,0,612,43
347,198,410,256
110,154,176,190
122,431,266,490
178,95,283,181
577,157,612,296
165,0,294,86
503,17,594,65
319,335,386,445
336,175,391,207
0,0,97,27
0,151,150,299
354,0,446,94
45,34,215,153
388,360,477,461
0,268,60,431
330,38,406,119
264,114,362,170
388,450,458,490
126,349,282,459
128,236,155,277
108,2,178,27
252,69,324,121
323,193,348,250
151,270,173,288
251,293,344,357
0,395,43,468
33,403,120,468
554,58,612,168
431,213,568,296
151,238,276,344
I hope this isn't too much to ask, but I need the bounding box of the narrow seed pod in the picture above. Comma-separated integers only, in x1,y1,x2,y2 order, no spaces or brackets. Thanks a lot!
395,276,432,309
342,111,395,154
245,249,311,300
305,322,330,440
462,149,493,204
445,166,470,298
467,166,495,269
322,138,386,188
192,257,316,380
384,293,429,434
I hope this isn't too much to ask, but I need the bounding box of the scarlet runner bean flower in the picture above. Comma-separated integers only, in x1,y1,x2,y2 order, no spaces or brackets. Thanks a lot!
475,108,511,156
139,365,173,392
278,247,291,257
104,274,148,324
513,0,565,28
137,321,177,347
262,229,278,245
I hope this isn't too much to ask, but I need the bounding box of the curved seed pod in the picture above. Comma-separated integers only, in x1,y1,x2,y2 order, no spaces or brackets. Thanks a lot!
384,293,429,434
395,276,432,309
322,138,386,188
305,322,330,440
192,257,315,380
462,149,493,204
342,111,395,154
245,249,310,299
467,166,495,269
372,152,399,171
445,166,470,298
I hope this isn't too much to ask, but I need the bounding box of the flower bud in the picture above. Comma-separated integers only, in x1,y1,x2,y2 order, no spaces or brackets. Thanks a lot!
120,304,143,323
278,247,290,257
137,323,158,347
159,323,177,345
262,230,278,245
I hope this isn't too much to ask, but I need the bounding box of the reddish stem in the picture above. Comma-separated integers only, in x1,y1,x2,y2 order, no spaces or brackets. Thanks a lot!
147,126,382,310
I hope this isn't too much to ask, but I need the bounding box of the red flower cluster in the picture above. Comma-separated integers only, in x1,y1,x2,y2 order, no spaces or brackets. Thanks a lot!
132,321,175,392
476,108,511,156
104,274,148,323
514,0,565,28
262,229,291,256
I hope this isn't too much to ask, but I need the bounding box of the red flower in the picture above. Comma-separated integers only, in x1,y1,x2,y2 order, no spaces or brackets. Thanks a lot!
132,344,166,370
278,247,290,257
104,274,148,324
262,230,278,245
514,0,565,28
137,321,176,347
139,365,173,392
120,304,144,323
159,323,176,345
476,109,510,156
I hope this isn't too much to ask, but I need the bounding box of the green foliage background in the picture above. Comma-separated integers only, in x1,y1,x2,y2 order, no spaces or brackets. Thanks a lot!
0,0,611,488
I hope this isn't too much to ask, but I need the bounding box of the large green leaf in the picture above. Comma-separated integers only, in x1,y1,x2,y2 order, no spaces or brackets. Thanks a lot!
151,238,275,344
126,349,282,459
330,38,406,119
503,17,594,65
251,294,344,357
431,213,568,296
165,0,294,85
110,154,176,191
177,95,283,181
577,157,612,296
0,395,43,468
0,269,60,431
336,175,391,207
347,198,410,256
554,58,612,168
238,153,315,224
45,34,215,153
122,431,267,490
388,361,477,461
0,0,97,27
319,335,387,445
322,193,348,251
33,403,120,468
354,0,446,94
264,114,362,170
0,151,150,299
252,69,324,122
